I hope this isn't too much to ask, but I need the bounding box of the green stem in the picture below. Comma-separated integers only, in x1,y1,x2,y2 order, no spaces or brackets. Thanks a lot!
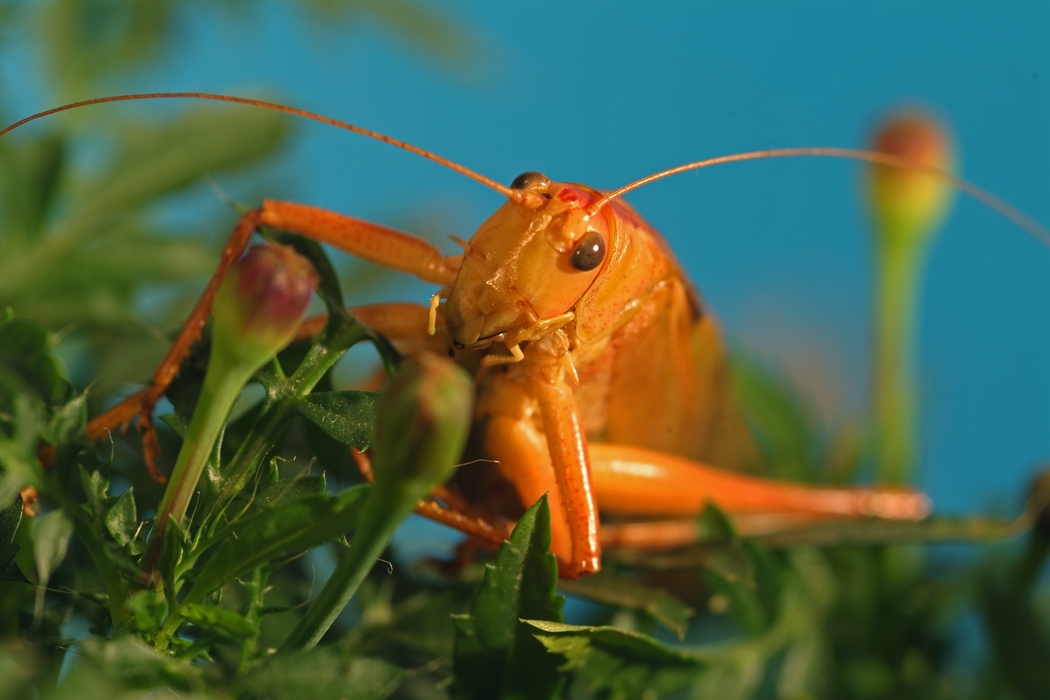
278,484,416,653
141,354,254,583
873,228,927,485
206,313,369,524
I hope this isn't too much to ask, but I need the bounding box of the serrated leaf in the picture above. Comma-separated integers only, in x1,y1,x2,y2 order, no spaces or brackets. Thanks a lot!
526,620,704,700
105,489,138,548
180,602,255,639
452,496,564,700
235,649,404,700
291,391,379,448
185,485,369,603
33,509,73,586
557,570,694,639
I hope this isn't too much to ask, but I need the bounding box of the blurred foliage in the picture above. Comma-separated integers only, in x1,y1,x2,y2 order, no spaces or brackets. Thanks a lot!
1,1,1049,699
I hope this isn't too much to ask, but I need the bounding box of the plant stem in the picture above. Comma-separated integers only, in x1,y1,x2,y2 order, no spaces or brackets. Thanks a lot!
278,484,416,653
873,229,927,485
140,355,253,584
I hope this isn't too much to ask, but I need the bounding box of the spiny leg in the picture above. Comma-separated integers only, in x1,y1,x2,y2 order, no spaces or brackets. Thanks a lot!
86,202,461,480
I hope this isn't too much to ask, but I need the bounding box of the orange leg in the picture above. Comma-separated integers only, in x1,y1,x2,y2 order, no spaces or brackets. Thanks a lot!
588,443,930,520
86,202,461,479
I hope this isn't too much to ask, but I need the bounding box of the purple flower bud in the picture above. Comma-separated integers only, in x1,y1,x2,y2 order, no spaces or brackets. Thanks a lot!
212,244,317,367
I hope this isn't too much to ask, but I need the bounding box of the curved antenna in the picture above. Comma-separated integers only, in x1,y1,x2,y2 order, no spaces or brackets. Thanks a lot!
587,147,1050,249
0,92,545,207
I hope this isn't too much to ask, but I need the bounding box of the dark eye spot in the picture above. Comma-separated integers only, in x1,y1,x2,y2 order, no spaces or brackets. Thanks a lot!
570,231,606,271
510,171,551,192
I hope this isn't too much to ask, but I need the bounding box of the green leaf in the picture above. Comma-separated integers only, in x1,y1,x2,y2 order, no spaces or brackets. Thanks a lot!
235,649,404,700
0,318,69,405
70,107,290,223
526,620,704,699
253,474,328,510
185,485,370,603
452,496,565,700
104,489,138,548
179,602,255,639
76,634,202,691
0,495,23,580
42,392,87,446
79,464,110,519
127,589,168,632
33,509,74,586
0,133,65,244
557,570,695,639
291,391,379,448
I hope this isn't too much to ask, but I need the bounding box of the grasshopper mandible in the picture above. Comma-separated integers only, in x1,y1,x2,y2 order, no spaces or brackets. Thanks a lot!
11,93,1038,577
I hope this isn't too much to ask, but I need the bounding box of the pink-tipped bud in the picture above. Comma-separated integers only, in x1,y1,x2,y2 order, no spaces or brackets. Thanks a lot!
868,111,955,245
212,244,317,368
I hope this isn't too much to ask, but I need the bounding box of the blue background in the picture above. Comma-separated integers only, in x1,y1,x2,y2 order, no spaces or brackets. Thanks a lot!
5,2,1049,520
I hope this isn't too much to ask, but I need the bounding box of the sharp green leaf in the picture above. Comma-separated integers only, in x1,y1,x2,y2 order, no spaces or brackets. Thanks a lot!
235,649,405,700
179,602,255,639
526,620,704,699
557,570,695,640
186,485,370,603
452,496,565,700
291,390,380,448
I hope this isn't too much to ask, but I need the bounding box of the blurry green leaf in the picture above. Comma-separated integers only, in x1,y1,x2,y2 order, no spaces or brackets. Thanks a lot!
558,570,694,640
186,485,369,603
0,133,65,244
77,634,201,691
0,318,69,405
43,392,86,445
291,390,379,448
235,648,404,700
71,107,289,223
526,620,704,699
33,508,73,586
452,496,565,700
732,355,820,482
0,494,22,580
180,602,254,639
79,463,109,519
304,0,482,76
104,488,138,548
127,588,167,632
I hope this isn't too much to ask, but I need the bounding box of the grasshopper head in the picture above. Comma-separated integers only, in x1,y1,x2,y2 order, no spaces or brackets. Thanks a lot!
444,173,612,348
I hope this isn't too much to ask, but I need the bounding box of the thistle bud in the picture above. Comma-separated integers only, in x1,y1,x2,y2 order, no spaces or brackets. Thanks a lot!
372,352,474,493
868,112,955,246
212,244,317,369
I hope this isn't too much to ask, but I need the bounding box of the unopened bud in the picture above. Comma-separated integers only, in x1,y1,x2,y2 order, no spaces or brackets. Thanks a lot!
372,353,473,493
212,244,317,369
868,111,955,246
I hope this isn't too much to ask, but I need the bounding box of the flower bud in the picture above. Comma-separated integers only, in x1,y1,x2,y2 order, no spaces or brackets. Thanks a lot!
868,112,955,246
372,352,473,493
212,244,317,369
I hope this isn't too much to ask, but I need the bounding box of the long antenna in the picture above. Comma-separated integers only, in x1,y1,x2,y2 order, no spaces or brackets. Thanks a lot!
587,147,1050,249
0,92,544,207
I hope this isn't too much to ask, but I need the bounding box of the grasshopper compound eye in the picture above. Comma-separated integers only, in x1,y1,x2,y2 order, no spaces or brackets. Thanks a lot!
569,230,606,271
510,171,552,192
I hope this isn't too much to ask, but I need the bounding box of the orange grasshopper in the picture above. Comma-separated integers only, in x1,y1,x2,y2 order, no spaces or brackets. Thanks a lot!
8,93,1035,578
